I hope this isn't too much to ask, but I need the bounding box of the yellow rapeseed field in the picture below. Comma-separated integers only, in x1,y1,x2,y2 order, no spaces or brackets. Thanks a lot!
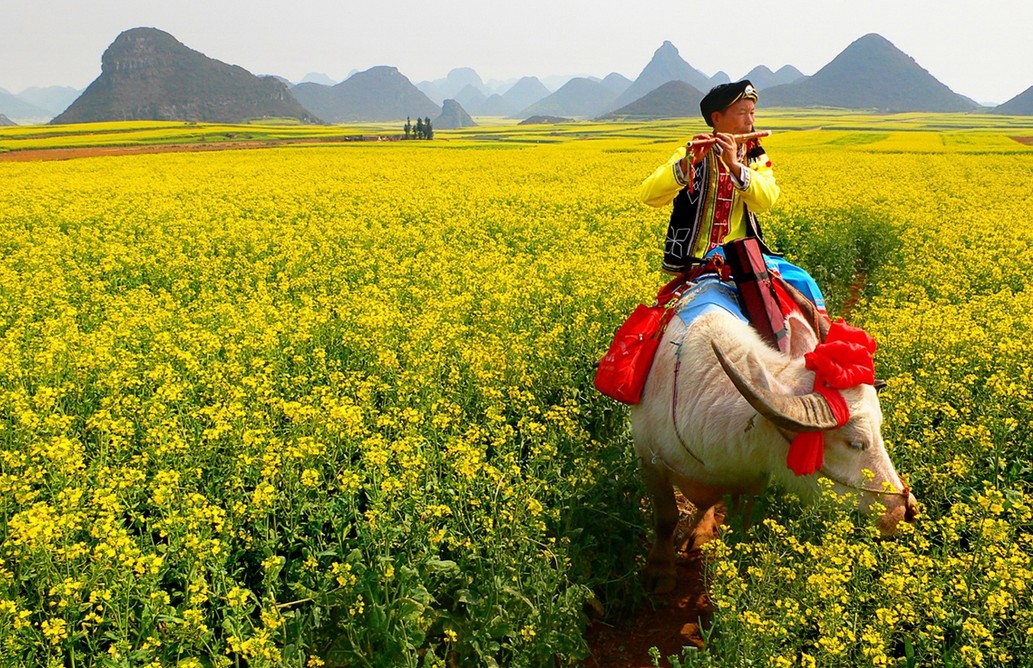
1,117,1032,667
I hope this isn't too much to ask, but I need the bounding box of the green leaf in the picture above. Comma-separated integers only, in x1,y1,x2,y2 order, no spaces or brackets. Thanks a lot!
426,559,459,575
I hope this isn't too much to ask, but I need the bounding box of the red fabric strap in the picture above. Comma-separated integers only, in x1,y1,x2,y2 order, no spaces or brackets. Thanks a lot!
786,320,876,476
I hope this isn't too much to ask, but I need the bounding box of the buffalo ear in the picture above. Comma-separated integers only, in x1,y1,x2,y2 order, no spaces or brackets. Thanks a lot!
873,379,887,393
744,349,778,392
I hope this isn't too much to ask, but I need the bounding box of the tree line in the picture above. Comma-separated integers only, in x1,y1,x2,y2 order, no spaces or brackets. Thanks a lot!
404,116,433,140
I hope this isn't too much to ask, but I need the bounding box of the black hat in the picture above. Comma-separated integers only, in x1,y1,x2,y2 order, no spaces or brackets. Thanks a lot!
700,80,758,127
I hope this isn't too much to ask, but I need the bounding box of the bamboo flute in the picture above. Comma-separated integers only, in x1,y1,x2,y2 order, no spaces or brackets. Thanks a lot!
685,130,771,149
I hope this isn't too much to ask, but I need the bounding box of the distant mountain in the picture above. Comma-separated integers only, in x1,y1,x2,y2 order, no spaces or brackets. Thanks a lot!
761,33,977,112
773,65,806,87
741,65,806,90
599,80,705,120
541,74,580,91
608,41,713,111
444,68,487,96
53,27,318,124
453,84,488,115
601,72,633,96
416,81,443,104
17,86,81,116
0,113,17,126
435,99,477,129
461,76,552,116
301,72,336,86
516,77,618,119
292,66,440,122
486,77,520,93
478,94,511,116
0,89,50,121
500,76,551,114
710,71,731,86
740,66,774,88
418,67,487,104
991,86,1033,115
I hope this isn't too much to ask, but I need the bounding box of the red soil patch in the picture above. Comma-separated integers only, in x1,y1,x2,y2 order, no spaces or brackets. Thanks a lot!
582,495,722,667
583,555,711,668
1012,136,1033,146
839,271,867,319
0,135,393,162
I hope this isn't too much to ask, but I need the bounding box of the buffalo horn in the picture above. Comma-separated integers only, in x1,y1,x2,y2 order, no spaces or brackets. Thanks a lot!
711,340,839,432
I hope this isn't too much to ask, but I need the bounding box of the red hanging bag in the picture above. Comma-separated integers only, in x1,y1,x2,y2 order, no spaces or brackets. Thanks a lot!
593,304,672,404
594,274,686,405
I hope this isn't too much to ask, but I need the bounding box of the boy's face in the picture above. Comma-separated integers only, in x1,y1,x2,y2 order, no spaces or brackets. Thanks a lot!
712,98,756,134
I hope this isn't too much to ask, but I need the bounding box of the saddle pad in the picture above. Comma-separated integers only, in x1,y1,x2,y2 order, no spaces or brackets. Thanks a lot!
674,277,748,327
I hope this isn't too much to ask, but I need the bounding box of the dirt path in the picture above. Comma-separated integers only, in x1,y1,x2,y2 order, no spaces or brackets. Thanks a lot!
583,556,711,667
582,495,721,667
840,271,868,319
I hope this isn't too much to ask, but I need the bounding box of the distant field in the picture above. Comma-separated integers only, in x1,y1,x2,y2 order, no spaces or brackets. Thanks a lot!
2,111,1032,154
1,116,1032,667
0,121,398,153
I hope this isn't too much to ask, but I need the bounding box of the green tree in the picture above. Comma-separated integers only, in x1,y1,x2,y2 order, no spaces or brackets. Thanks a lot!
404,116,412,140
424,117,433,140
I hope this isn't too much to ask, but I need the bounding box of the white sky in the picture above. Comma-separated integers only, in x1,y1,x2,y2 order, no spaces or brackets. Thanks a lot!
2,0,1030,105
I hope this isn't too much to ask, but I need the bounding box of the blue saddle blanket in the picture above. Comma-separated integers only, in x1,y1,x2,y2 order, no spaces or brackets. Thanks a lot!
673,276,748,327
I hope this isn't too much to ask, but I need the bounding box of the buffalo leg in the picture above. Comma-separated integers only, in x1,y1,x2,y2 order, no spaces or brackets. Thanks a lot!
641,461,680,594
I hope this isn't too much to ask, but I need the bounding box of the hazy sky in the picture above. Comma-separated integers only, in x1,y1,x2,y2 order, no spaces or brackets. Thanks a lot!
3,0,1031,105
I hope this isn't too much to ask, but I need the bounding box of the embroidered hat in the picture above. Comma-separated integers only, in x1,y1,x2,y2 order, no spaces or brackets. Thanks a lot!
700,80,758,127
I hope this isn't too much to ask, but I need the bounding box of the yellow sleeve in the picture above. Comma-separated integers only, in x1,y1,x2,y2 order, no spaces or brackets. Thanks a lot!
737,153,780,213
639,147,688,208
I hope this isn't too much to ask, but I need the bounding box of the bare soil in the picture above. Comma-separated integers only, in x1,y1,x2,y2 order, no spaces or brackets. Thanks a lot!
583,557,710,667
840,271,868,318
582,495,722,668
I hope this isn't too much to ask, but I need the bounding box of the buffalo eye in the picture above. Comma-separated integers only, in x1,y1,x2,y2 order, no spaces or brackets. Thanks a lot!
847,440,869,451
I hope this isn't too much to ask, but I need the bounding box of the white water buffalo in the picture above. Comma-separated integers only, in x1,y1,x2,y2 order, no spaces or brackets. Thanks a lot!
630,306,918,593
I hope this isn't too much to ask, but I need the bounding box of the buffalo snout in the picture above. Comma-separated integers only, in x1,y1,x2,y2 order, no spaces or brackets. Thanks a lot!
876,488,919,536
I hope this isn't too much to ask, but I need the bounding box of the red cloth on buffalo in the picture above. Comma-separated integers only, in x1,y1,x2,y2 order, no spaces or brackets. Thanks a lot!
786,320,877,476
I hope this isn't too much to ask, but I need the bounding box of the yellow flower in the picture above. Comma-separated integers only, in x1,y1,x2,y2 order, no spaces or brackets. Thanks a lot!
300,468,320,487
226,586,250,609
40,618,67,645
